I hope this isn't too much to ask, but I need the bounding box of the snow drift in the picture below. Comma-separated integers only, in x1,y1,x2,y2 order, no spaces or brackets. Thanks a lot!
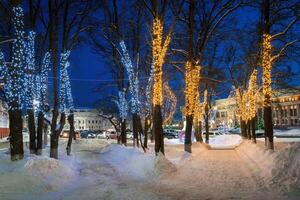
237,141,300,193
101,144,176,180
25,156,75,190
209,134,242,149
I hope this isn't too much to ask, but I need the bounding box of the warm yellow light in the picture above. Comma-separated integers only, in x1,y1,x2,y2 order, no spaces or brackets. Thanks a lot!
262,34,272,107
163,83,177,125
193,90,202,124
152,17,171,106
236,89,246,121
248,69,257,119
185,60,200,116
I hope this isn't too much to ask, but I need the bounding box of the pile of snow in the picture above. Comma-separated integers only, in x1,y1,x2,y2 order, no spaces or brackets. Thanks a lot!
25,156,75,190
237,141,300,192
274,128,300,137
237,141,275,179
272,143,300,191
209,134,242,149
164,138,183,145
101,144,176,180
0,137,9,143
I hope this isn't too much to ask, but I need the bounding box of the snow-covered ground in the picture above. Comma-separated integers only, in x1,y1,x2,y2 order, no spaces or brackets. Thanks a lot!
209,134,242,149
274,128,300,137
0,138,300,199
165,134,242,149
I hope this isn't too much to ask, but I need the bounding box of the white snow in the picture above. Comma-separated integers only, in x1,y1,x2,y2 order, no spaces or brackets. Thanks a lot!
101,144,176,179
237,141,300,193
1,138,300,199
274,128,300,137
24,156,75,190
209,134,242,149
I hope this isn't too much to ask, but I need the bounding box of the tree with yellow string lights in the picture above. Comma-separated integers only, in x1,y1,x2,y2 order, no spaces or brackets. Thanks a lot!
151,17,171,155
184,60,200,152
261,0,300,150
193,90,203,143
248,69,257,143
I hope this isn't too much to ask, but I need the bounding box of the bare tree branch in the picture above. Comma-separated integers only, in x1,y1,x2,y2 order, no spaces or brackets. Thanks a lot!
271,16,300,40
271,38,300,62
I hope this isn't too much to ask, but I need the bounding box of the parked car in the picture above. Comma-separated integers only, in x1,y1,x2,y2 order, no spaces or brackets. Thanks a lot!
60,131,80,139
96,131,107,139
126,131,134,139
80,131,96,139
163,130,178,139
107,131,117,139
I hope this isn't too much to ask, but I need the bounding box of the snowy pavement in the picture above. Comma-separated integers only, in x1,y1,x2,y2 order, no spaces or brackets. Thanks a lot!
0,139,300,200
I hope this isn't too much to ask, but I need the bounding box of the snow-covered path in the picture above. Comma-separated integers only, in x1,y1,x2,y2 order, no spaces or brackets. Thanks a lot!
160,145,283,200
1,139,299,200
45,142,286,200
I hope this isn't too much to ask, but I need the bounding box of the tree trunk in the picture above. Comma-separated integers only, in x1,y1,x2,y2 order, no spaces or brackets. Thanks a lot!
247,121,252,140
36,112,44,155
205,108,209,144
121,119,127,145
144,116,151,148
27,109,36,154
264,106,273,149
9,109,24,161
50,113,66,159
132,113,139,148
137,115,146,152
240,119,246,138
185,115,193,153
43,123,48,147
194,120,202,142
49,0,60,157
66,113,74,156
262,0,274,150
251,117,256,143
153,105,164,155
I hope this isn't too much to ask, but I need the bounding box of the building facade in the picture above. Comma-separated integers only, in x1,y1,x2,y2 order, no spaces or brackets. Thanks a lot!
213,90,300,128
0,92,9,138
64,108,114,132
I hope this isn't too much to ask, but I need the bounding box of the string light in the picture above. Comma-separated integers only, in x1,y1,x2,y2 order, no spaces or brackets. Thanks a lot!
0,52,7,78
152,17,171,106
145,61,154,115
5,6,25,111
262,34,272,107
38,52,51,113
59,51,71,112
235,88,244,120
64,62,74,112
185,61,200,116
193,90,203,124
23,31,36,110
114,90,128,122
119,40,140,113
248,69,257,119
162,82,177,125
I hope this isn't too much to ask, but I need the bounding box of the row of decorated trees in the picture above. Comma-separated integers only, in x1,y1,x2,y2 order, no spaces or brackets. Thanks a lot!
94,0,300,154
0,0,98,160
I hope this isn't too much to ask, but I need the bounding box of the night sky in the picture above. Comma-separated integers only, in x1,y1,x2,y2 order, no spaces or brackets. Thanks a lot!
67,5,299,109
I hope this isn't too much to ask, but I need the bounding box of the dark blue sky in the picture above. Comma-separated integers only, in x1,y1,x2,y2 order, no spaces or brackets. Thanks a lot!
67,5,299,109
68,46,105,108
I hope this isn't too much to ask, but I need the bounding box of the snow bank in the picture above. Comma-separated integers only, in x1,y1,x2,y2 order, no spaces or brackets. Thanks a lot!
274,128,300,137
25,156,75,190
272,143,300,191
101,144,176,180
164,138,183,145
0,137,9,143
237,141,300,192
209,134,242,149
